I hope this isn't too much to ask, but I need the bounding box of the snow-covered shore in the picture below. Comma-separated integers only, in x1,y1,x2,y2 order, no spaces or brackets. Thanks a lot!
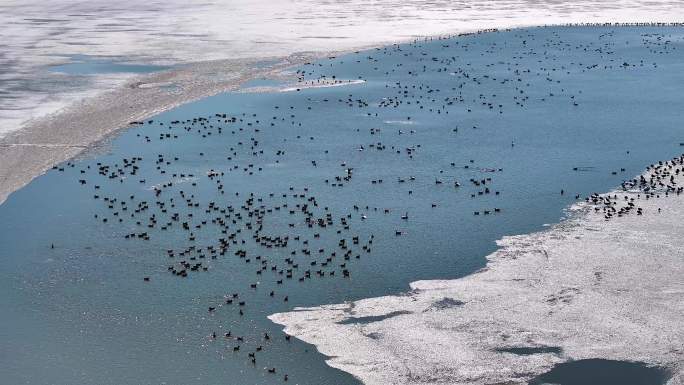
270,157,684,385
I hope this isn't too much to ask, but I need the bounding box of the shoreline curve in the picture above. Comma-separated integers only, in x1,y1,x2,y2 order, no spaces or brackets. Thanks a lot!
269,155,684,385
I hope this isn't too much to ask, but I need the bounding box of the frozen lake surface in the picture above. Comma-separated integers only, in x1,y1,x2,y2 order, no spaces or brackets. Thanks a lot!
0,0,682,138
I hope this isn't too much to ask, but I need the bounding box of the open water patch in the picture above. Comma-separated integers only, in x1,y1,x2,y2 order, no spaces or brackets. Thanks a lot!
528,359,671,385
337,310,413,325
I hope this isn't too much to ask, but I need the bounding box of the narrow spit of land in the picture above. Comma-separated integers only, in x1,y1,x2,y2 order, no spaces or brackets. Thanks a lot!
0,53,320,206
270,156,684,385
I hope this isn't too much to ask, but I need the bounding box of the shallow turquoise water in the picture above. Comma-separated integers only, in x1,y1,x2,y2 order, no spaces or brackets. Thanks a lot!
1,27,683,384
50,54,170,75
240,78,285,89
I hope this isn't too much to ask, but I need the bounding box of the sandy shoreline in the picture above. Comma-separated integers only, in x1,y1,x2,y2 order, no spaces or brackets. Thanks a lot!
0,52,328,206
0,34,431,206
269,157,684,385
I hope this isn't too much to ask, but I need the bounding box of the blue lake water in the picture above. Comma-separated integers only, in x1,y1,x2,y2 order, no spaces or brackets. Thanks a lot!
50,54,170,75
529,359,671,385
1,26,683,385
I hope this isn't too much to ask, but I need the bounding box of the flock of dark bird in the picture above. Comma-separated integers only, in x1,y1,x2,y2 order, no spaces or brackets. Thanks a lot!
48,24,683,381
590,155,684,220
